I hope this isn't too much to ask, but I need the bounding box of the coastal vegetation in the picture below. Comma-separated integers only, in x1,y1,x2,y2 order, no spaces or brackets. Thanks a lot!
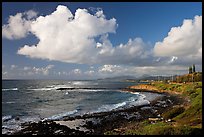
105,80,202,135
176,65,202,83
175,72,202,83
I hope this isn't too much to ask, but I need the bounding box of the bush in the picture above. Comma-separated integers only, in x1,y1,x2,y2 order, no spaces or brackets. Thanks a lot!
162,106,185,119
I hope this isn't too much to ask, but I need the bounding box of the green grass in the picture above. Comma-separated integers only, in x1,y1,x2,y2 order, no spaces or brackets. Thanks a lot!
174,87,202,125
105,122,202,135
153,82,202,128
162,106,185,120
138,123,203,135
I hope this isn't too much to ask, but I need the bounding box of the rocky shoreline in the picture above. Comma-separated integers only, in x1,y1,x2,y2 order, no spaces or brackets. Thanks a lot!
8,87,185,135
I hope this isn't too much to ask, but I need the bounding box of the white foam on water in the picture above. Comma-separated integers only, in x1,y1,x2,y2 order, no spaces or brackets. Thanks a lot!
2,115,12,122
2,88,18,91
54,85,73,89
95,102,127,113
2,101,15,104
44,110,78,121
26,87,56,91
26,84,74,91
128,93,150,107
2,115,41,135
76,89,109,92
72,81,86,85
129,92,140,95
89,93,150,114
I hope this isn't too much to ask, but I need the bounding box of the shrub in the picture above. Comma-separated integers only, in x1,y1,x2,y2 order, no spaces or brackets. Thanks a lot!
162,106,185,119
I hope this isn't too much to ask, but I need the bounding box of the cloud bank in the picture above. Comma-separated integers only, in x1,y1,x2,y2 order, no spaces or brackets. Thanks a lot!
23,64,54,75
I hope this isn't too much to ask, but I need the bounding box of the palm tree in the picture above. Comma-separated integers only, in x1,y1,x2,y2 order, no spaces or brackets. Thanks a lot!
192,64,195,73
189,66,192,74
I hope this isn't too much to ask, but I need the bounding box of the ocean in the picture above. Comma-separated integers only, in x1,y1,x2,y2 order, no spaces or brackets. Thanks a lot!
2,79,162,134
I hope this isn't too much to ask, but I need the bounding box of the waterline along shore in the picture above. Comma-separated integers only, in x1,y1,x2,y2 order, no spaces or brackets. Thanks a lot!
105,81,202,135
9,81,202,135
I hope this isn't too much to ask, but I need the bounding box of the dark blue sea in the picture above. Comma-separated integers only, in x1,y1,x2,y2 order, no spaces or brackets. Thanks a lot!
2,79,162,134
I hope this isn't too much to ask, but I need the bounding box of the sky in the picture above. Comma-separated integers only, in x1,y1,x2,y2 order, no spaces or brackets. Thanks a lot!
2,2,202,80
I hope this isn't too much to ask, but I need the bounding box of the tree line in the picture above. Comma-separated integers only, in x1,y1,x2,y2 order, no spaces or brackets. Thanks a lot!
175,72,202,83
175,64,202,83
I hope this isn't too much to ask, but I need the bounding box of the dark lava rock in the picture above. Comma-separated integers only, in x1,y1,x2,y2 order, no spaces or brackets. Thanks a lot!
12,120,91,135
76,126,80,129
15,117,20,121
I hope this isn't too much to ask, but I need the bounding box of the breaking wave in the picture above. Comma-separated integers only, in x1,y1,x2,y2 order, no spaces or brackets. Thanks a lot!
43,110,78,121
2,88,18,91
91,93,150,113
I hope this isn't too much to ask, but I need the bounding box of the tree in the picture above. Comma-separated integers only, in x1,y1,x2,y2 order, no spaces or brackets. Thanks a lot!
192,64,195,73
194,72,202,82
181,76,186,82
189,66,192,74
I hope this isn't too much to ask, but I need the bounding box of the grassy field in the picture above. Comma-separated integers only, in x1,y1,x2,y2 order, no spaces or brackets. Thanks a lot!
104,82,202,135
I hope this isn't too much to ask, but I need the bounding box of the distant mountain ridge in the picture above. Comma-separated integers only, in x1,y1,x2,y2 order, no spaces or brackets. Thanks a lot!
98,76,137,81
99,74,178,82
137,74,177,81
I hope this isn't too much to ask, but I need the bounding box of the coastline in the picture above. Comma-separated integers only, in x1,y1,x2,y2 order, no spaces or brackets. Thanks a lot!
105,81,202,135
9,81,202,135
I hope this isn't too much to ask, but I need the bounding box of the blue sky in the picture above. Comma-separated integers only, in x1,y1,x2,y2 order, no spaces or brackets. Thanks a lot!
2,2,202,79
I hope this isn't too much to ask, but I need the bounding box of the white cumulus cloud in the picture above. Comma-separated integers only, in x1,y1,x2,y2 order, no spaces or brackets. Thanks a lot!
17,5,117,64
70,69,82,75
2,10,38,40
16,5,154,65
11,64,17,70
154,15,202,62
25,10,38,20
25,64,54,75
23,66,31,70
84,70,95,76
98,64,122,73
